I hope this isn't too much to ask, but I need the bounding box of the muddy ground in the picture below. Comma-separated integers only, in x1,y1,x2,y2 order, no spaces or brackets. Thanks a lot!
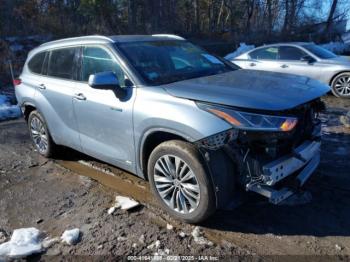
0,95,350,260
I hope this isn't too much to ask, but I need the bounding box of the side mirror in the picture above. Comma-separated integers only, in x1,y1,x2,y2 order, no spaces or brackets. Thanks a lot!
300,55,316,64
88,71,127,99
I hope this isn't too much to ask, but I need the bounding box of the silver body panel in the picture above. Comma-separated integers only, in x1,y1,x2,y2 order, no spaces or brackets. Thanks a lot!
16,35,325,189
16,35,231,178
232,43,350,85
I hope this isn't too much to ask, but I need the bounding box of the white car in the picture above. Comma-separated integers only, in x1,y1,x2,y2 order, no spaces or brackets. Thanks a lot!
230,42,350,98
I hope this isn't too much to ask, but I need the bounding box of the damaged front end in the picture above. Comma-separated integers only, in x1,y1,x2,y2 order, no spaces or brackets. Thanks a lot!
195,99,325,205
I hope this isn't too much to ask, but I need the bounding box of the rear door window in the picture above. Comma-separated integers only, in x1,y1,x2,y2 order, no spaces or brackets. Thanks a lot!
28,52,46,74
48,47,79,80
249,47,278,60
81,46,125,86
278,46,307,60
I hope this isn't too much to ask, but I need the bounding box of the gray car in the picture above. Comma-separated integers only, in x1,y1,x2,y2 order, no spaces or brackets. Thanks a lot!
15,35,329,223
231,42,350,98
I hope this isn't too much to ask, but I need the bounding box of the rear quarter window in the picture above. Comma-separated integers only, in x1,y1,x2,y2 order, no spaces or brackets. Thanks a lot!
28,52,46,74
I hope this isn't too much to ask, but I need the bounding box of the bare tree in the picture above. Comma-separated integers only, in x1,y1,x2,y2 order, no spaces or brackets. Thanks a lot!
325,0,338,34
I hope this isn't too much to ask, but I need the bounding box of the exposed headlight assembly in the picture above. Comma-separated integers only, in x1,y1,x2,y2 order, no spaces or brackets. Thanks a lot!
197,103,298,132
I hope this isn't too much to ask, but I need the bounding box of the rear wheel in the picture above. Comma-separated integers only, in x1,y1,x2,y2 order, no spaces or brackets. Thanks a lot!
28,110,57,157
331,73,350,98
148,140,216,223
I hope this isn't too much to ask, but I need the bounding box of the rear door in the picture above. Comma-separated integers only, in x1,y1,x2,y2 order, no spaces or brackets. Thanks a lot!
247,46,280,72
35,47,81,150
72,45,136,172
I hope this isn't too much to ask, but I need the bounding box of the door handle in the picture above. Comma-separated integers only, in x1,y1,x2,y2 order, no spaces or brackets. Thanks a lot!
73,93,86,101
280,64,289,68
38,84,46,90
249,62,256,67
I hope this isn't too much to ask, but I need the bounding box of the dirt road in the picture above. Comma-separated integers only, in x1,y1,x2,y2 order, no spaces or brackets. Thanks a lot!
0,96,350,259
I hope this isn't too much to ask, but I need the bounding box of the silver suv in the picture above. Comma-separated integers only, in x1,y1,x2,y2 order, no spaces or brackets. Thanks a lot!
15,35,329,223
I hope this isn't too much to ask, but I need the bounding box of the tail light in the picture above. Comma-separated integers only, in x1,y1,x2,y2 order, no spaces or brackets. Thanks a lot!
13,78,22,86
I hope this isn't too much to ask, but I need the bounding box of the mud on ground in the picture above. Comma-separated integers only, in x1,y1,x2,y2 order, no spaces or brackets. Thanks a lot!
0,95,350,260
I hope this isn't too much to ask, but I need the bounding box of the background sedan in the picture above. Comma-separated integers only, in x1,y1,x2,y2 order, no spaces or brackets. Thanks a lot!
231,43,350,98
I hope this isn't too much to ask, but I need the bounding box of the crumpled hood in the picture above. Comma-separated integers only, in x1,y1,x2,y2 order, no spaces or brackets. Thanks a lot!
162,70,330,111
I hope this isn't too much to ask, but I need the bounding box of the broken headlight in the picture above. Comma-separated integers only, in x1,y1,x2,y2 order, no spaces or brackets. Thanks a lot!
197,103,298,132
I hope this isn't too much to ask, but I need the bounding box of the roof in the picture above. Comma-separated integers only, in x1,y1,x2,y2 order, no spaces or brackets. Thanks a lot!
110,34,185,43
39,34,184,49
30,34,185,56
264,42,312,47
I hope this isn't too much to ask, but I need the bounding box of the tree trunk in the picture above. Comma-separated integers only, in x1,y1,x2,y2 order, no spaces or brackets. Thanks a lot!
267,0,272,36
325,0,338,34
282,0,289,33
128,0,137,33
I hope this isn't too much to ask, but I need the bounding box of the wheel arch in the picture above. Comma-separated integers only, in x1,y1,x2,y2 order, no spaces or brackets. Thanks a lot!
329,71,350,86
139,129,189,180
22,102,37,122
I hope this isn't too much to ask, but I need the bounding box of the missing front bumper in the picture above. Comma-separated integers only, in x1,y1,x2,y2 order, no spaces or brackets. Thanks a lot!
262,140,321,186
246,140,321,204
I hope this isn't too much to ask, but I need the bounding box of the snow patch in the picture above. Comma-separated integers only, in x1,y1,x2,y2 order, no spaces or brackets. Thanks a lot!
225,43,255,60
166,224,173,230
0,228,43,259
0,95,21,121
108,195,140,214
191,227,213,246
61,228,80,245
179,232,186,238
320,42,350,54
335,244,343,251
147,240,161,249
107,206,117,215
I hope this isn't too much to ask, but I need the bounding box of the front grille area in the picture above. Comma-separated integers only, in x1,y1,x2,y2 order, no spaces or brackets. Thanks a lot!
235,98,324,160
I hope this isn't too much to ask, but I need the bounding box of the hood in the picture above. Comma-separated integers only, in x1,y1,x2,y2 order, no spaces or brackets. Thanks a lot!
319,56,350,66
162,70,330,111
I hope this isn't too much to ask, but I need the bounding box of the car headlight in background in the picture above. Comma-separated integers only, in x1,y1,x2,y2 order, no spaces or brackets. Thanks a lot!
197,103,298,132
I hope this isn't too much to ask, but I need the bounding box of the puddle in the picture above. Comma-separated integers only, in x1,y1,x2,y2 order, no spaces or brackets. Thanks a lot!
56,160,154,205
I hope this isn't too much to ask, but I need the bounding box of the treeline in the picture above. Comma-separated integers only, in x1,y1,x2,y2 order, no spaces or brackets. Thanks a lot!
0,0,349,43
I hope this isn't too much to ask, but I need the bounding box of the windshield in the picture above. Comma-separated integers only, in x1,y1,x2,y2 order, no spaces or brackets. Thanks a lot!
116,40,236,85
303,44,337,59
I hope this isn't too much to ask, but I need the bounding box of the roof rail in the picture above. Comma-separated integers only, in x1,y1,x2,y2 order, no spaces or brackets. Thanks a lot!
151,34,185,40
39,35,114,47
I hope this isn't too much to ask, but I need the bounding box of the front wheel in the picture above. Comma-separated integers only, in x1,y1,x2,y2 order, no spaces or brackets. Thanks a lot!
148,140,216,223
331,72,350,98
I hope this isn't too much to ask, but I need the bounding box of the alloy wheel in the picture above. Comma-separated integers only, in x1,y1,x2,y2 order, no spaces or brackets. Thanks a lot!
30,116,48,154
153,155,200,214
334,75,350,96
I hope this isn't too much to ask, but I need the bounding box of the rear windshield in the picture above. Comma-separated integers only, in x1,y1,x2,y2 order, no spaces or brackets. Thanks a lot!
116,40,236,85
303,44,337,59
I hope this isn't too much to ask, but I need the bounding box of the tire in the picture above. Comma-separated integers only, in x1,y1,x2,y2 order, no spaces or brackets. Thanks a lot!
331,72,350,98
28,110,57,158
148,140,216,223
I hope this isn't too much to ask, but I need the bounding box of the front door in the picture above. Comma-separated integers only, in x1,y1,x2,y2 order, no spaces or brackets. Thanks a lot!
72,46,136,172
276,46,324,80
